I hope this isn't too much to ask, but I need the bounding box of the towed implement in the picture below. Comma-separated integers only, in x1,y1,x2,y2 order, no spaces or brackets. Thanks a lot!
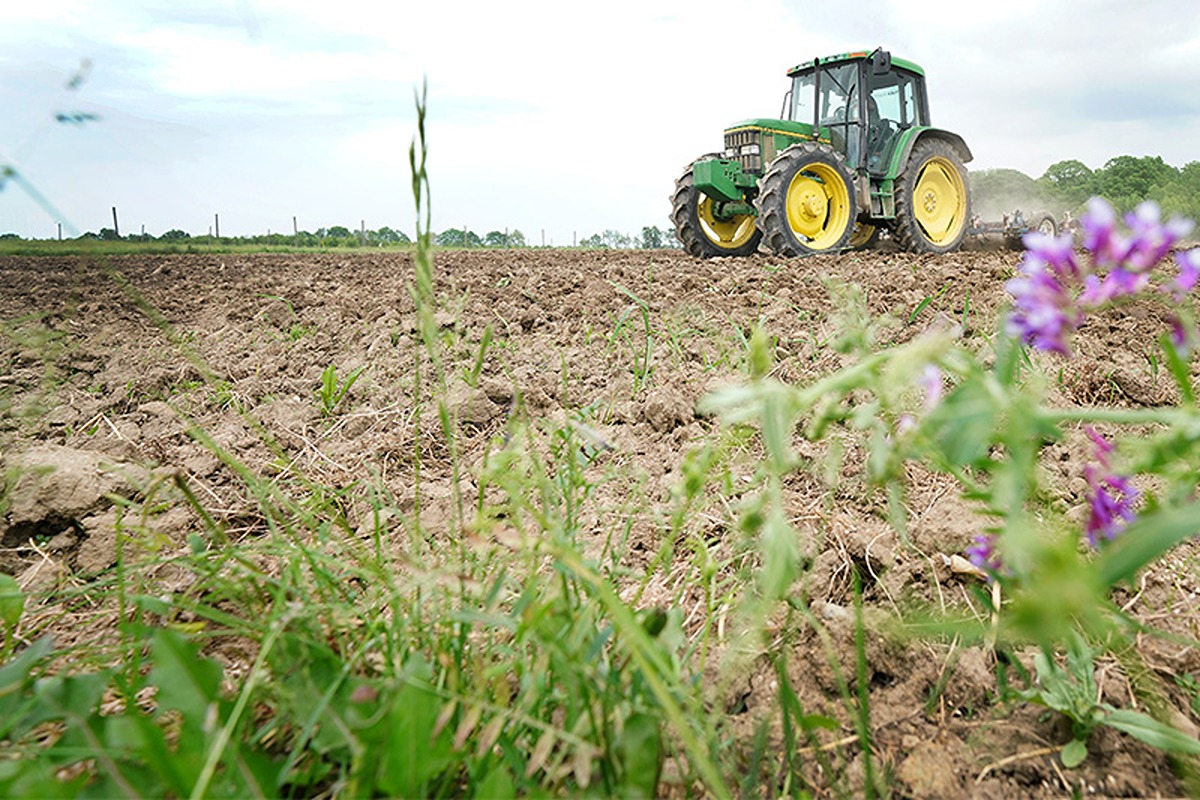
671,48,972,257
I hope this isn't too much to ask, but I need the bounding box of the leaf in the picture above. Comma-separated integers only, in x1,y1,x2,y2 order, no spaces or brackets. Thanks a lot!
149,628,224,746
1104,708,1200,754
0,575,23,629
923,378,999,467
0,637,54,739
799,714,840,731
524,729,556,779
621,712,662,799
0,637,52,696
759,503,800,600
1096,502,1200,587
475,762,515,799
1061,738,1088,767
377,662,455,797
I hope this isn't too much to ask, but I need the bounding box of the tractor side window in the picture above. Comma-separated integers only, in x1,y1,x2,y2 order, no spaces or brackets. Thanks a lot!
865,75,904,174
871,84,902,126
898,76,917,127
790,72,816,124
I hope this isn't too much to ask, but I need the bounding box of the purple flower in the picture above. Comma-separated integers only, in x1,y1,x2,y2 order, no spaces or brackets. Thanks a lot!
965,533,1003,579
1174,248,1200,299
1078,267,1150,307
1169,315,1196,359
1082,427,1139,547
1005,267,1081,354
1021,230,1081,279
1080,197,1131,268
1124,201,1194,272
1006,197,1200,356
919,364,943,411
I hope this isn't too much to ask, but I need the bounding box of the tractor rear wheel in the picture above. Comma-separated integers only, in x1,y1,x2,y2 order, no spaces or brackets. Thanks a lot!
670,155,762,258
755,142,857,256
893,139,970,254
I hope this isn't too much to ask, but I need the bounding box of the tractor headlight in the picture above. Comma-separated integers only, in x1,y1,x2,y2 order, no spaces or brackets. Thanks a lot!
739,144,761,156
723,148,736,158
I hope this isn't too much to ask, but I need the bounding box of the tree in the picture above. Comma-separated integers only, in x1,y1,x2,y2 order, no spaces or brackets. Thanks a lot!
160,229,190,240
640,226,664,249
508,229,527,247
1097,155,1178,212
1040,159,1096,206
579,233,604,248
483,230,507,247
600,229,632,249
373,226,410,244
436,229,463,247
436,228,481,247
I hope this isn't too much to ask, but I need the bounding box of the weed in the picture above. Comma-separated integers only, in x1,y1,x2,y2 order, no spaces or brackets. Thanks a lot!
1020,633,1200,767
316,364,366,416
608,281,655,395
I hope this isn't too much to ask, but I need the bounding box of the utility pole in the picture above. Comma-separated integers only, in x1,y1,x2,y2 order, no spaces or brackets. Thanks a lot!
293,216,298,236
111,206,119,237
57,222,62,241
214,213,220,238
360,219,366,246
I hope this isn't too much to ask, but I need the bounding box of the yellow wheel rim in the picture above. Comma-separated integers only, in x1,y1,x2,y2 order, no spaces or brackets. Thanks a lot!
913,157,966,244
849,222,876,248
784,163,852,250
697,196,757,250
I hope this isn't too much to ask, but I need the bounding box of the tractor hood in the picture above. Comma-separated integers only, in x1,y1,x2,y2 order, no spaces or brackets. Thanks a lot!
720,118,829,177
723,118,818,141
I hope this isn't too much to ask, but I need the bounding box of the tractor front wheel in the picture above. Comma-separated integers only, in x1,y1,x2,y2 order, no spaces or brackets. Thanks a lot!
848,221,880,250
893,139,970,254
670,155,762,258
755,142,857,257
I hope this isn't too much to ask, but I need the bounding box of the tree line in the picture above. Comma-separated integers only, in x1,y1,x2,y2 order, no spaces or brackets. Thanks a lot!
10,154,1197,245
971,155,1200,225
1,224,682,249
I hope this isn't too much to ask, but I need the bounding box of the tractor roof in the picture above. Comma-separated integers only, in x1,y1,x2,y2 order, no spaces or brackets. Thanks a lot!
786,50,925,78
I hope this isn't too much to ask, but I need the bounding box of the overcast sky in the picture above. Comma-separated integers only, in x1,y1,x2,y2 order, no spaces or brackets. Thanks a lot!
2,1,1199,241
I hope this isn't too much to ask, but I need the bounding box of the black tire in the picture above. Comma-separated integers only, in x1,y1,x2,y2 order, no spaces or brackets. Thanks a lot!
1032,212,1057,237
893,138,970,254
754,142,857,256
669,154,762,258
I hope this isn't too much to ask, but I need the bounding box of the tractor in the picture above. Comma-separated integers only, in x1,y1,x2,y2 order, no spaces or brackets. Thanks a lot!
671,48,972,257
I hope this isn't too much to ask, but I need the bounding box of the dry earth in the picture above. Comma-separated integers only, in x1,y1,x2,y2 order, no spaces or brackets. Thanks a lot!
2,246,1199,797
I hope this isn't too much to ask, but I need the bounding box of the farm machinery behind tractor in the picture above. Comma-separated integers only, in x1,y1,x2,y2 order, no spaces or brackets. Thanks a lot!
671,48,976,257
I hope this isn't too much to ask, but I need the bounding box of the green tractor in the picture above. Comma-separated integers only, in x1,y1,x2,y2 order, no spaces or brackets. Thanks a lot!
671,48,972,257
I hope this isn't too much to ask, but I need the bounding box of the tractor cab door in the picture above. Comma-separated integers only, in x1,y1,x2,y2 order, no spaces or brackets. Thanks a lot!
814,62,862,166
864,67,926,175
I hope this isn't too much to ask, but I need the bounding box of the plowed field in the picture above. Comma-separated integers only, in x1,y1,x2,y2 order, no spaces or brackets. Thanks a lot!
3,246,1197,797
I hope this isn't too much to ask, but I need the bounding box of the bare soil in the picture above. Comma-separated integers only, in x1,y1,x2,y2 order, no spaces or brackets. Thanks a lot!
2,247,1198,797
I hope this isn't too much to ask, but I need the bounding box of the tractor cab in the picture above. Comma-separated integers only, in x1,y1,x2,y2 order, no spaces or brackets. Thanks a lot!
787,50,929,178
672,48,972,258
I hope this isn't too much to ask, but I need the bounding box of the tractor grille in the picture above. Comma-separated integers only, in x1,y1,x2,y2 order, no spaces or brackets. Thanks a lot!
724,129,764,173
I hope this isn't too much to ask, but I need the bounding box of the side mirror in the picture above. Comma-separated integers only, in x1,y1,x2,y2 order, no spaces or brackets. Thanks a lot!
871,49,892,75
